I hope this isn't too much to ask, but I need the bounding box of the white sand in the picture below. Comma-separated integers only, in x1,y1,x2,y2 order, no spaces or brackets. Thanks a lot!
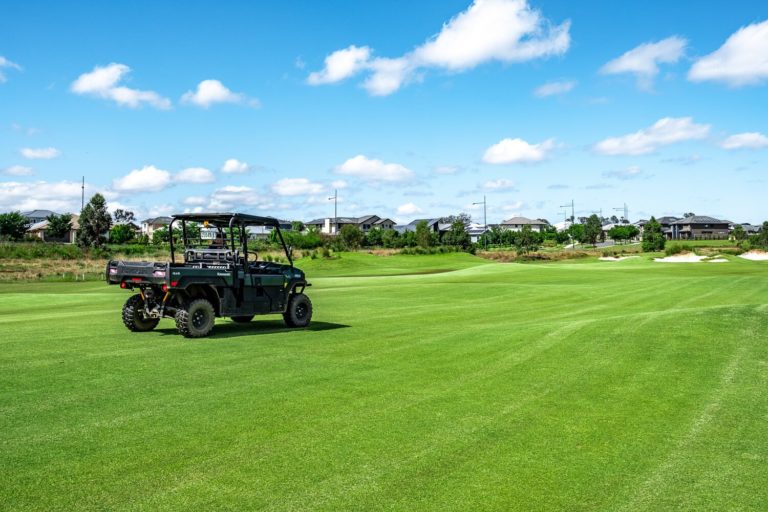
599,256,639,261
739,250,768,261
654,253,708,263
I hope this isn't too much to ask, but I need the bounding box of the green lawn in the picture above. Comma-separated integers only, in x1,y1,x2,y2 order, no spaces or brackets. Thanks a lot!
1,253,767,511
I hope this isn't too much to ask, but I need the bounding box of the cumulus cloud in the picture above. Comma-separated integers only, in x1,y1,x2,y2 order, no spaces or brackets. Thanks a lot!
20,147,60,159
307,45,372,85
174,167,215,184
183,196,208,206
482,137,555,164
70,63,171,109
2,165,33,176
689,20,768,86
502,201,525,211
308,0,571,95
482,179,516,191
397,202,423,215
220,158,250,174
534,80,576,97
603,166,645,180
593,117,710,156
331,179,348,189
181,79,260,108
433,165,460,175
112,165,172,192
336,155,414,182
720,132,768,149
0,180,91,212
600,36,687,89
208,185,271,210
271,178,325,196
0,56,21,83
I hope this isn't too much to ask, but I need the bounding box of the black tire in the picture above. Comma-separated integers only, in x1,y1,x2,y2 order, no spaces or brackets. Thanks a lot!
122,294,160,332
231,315,254,323
175,298,216,338
283,293,312,328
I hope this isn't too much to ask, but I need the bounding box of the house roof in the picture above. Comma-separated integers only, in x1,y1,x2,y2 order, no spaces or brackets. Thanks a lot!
656,216,681,225
670,215,727,225
27,220,49,232
22,209,58,219
142,216,173,225
501,216,548,225
305,216,381,225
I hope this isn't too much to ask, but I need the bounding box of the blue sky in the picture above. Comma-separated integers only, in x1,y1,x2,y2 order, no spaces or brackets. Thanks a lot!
1,0,767,224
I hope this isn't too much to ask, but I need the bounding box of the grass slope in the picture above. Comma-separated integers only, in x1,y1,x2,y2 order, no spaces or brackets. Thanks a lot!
1,253,767,511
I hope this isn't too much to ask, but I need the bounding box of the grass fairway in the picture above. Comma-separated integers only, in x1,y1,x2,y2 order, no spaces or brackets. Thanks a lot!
1,253,767,511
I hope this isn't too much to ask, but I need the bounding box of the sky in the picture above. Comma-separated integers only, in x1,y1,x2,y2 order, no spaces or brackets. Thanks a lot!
1,0,767,224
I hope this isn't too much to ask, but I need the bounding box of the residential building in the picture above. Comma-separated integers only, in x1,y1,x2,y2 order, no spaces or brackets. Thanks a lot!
141,216,173,238
655,216,681,239
500,216,550,232
305,215,395,235
21,209,59,224
668,216,730,240
26,214,80,243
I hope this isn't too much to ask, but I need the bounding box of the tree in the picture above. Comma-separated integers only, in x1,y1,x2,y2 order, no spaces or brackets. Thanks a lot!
684,212,695,218
291,220,305,232
45,213,72,240
109,224,136,244
583,214,603,246
381,228,399,248
567,223,584,245
515,225,539,255
0,211,29,241
626,225,639,240
610,215,619,224
642,216,666,252
439,213,472,226
339,224,363,250
442,220,470,248
366,226,383,247
608,225,628,244
731,224,746,241
113,209,135,223
77,193,112,248
415,220,432,248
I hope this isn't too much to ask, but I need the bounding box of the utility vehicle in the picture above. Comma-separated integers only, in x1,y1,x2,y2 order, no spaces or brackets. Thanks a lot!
106,213,311,338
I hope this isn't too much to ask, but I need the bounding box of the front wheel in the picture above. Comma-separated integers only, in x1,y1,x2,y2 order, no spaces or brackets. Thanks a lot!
122,294,159,332
283,293,312,328
175,298,216,338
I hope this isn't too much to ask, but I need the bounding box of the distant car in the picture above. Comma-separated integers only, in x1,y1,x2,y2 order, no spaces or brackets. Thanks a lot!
106,212,311,338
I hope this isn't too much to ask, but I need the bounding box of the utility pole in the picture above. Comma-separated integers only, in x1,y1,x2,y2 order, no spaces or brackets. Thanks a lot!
81,176,85,211
328,189,338,234
560,199,574,223
613,203,629,223
472,195,487,249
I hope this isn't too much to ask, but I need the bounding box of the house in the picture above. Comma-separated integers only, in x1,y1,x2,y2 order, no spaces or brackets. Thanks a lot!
668,216,730,240
739,223,762,235
141,216,173,239
246,219,293,239
304,215,395,235
21,209,59,224
500,216,550,232
26,214,80,243
467,223,489,244
395,218,441,235
654,216,681,239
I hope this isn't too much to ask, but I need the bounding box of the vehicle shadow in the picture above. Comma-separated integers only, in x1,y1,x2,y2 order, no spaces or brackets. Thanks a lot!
155,320,350,339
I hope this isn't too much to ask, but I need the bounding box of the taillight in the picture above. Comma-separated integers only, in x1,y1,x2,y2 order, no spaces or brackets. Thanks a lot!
131,277,142,282
120,282,126,289
170,281,178,287
162,284,168,292
153,270,166,278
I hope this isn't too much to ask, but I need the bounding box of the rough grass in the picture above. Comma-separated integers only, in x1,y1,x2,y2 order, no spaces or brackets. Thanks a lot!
1,253,767,511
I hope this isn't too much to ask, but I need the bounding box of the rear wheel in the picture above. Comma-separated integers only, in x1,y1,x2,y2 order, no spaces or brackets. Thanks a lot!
231,315,254,323
122,294,159,332
283,293,312,328
175,298,216,338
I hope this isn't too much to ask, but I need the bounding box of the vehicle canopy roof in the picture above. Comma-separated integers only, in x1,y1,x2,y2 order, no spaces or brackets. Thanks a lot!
171,212,280,228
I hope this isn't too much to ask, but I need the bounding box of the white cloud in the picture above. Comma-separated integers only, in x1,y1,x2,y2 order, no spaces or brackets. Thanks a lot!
308,0,570,95
482,137,555,164
482,179,516,191
70,63,171,109
307,45,372,85
502,201,525,211
331,179,348,189
720,132,768,150
600,36,687,89
689,20,768,86
433,165,460,175
2,165,33,176
593,117,710,156
112,165,172,192
0,180,90,212
336,155,414,182
181,79,259,108
603,166,645,180
534,80,576,97
20,147,60,160
397,202,423,215
0,56,21,83
175,167,215,184
183,196,208,206
208,185,272,210
271,178,325,196
220,158,250,174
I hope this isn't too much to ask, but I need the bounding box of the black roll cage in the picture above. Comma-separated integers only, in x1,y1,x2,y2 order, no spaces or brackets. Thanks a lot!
168,213,293,269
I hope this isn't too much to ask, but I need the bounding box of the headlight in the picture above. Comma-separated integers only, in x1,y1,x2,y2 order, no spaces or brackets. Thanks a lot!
153,270,166,278
109,267,118,275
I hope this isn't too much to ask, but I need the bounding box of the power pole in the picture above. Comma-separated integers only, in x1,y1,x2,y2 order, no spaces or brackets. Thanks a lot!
472,195,487,249
560,199,574,223
328,189,338,234
613,203,629,222
81,176,85,211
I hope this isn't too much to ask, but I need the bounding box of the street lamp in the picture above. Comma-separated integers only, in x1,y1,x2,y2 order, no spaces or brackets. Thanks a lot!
328,189,337,234
473,195,487,249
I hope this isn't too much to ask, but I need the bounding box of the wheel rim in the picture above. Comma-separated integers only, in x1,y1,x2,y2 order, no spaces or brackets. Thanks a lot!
295,303,307,319
192,308,208,329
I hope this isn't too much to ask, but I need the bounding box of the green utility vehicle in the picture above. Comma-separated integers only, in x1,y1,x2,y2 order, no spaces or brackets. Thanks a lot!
106,213,311,338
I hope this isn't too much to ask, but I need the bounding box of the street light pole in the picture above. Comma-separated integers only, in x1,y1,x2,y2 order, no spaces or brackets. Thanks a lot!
472,195,487,249
328,189,337,234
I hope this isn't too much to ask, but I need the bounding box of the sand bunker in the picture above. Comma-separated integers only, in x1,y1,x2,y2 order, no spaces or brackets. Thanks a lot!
654,253,708,263
599,256,639,261
708,258,729,263
739,250,768,261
